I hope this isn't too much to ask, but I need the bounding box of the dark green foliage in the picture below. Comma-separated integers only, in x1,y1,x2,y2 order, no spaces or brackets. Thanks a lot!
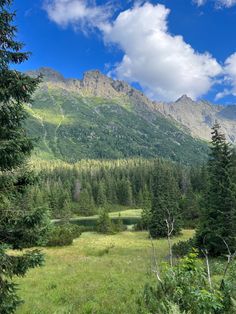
97,181,107,207
0,9,40,171
116,178,133,206
0,246,44,314
172,238,196,258
0,1,49,312
113,213,127,232
149,164,182,238
96,209,115,234
0,205,51,249
27,157,211,235
179,188,200,228
196,123,236,256
76,189,96,216
46,224,81,247
138,185,152,230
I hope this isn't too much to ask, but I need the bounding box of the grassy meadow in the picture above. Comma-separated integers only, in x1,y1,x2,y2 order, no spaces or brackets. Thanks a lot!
68,209,142,221
16,230,193,314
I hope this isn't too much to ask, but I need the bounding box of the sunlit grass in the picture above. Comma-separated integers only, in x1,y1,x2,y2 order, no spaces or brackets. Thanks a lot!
26,107,73,126
75,208,143,220
16,230,194,314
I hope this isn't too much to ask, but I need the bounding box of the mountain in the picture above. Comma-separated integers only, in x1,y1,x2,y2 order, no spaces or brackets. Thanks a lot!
155,95,236,143
25,67,209,164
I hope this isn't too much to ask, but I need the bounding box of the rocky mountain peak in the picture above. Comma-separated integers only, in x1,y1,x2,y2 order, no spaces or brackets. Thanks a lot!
175,94,193,103
79,70,120,98
83,70,107,81
27,67,66,83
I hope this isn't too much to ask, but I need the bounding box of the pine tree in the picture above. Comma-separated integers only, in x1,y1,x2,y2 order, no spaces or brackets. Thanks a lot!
196,123,236,256
77,188,95,216
140,185,152,230
0,1,49,312
97,181,107,207
179,187,200,228
117,178,133,206
96,209,114,234
149,166,181,238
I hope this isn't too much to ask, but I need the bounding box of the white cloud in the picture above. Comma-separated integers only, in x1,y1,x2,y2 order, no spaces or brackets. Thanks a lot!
44,0,111,31
194,0,206,6
104,3,222,101
194,0,236,8
216,53,236,99
43,1,224,101
214,53,236,100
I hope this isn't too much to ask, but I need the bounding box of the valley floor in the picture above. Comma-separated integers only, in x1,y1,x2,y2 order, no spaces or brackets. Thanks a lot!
16,230,193,314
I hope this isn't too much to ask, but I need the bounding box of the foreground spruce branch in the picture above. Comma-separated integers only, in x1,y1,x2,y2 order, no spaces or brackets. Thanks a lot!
0,1,50,313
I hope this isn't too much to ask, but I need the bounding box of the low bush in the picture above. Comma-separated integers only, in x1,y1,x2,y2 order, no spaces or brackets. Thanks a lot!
138,251,234,314
172,238,196,257
113,214,127,232
96,210,115,234
96,210,127,234
46,224,81,247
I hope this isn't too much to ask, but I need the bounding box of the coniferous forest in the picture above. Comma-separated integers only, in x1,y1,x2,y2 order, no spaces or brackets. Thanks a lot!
1,0,236,313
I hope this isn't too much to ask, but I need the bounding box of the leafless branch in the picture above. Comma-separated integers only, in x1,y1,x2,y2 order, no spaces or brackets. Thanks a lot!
201,248,212,290
150,237,164,291
219,237,236,288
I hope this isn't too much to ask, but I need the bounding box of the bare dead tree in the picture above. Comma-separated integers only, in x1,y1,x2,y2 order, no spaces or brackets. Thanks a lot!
219,237,236,289
150,237,163,285
201,248,212,290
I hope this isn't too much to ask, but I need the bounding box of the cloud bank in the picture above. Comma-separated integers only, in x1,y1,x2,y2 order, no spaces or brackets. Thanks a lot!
194,0,236,8
216,53,236,100
104,3,222,101
44,0,111,31
44,1,236,101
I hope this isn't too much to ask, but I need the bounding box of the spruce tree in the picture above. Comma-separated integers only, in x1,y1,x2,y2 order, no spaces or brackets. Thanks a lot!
77,188,95,216
149,166,181,238
97,181,107,207
140,185,152,230
196,123,236,256
96,209,113,234
0,1,49,312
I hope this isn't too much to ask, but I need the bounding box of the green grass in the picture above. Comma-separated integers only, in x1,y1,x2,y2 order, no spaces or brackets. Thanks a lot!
74,208,142,220
16,230,194,314
109,209,142,218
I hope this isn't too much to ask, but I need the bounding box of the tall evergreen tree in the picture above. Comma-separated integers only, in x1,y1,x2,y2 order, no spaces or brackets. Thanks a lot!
196,123,236,256
149,166,181,238
77,188,95,216
0,1,49,312
97,181,107,207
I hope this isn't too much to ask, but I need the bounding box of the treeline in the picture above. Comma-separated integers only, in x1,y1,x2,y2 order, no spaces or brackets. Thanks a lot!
27,158,206,225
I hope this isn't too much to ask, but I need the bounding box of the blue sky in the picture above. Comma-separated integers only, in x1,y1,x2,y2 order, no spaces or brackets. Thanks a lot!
13,0,236,103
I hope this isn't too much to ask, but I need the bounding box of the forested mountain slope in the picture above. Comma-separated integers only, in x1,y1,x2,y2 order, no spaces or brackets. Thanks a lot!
25,67,208,164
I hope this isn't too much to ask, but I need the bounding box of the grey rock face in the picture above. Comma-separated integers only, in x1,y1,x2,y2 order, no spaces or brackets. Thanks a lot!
155,96,236,143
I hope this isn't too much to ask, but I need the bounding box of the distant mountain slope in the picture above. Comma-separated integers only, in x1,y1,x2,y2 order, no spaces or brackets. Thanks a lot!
155,95,236,143
25,67,209,164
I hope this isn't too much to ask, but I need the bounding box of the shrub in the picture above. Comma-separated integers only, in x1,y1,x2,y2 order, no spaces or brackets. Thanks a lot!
96,210,115,234
69,224,82,239
46,224,81,247
113,213,127,232
138,252,229,314
172,238,196,258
